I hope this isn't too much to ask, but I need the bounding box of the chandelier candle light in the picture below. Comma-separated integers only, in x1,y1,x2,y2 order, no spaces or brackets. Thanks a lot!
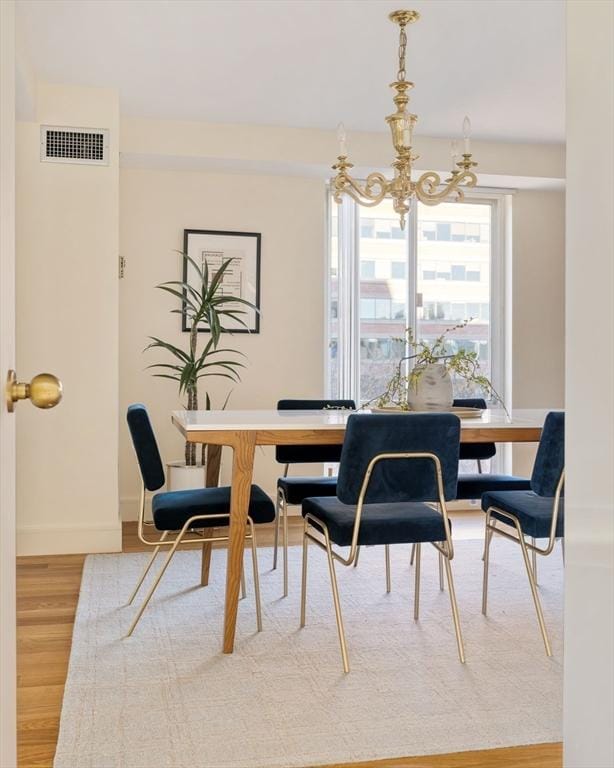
331,10,478,229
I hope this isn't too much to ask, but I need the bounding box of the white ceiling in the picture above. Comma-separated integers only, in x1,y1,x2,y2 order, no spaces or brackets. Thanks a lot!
16,0,566,143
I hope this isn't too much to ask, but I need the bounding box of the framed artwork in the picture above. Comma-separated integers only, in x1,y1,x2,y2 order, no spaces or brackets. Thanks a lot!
182,229,261,334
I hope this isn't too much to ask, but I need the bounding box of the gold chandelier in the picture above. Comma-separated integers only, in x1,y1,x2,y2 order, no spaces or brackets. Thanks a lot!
331,9,478,229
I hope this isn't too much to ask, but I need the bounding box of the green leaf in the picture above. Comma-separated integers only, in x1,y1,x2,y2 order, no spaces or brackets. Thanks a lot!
196,372,241,382
145,337,191,363
151,373,182,382
206,257,234,299
159,279,203,306
157,284,199,313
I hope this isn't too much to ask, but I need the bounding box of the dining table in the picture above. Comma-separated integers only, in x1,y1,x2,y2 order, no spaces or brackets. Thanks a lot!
171,407,548,653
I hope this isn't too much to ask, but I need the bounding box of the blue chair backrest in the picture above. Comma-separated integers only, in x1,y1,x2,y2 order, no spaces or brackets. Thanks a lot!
275,398,356,464
531,411,565,496
336,413,460,505
454,397,496,461
126,404,166,492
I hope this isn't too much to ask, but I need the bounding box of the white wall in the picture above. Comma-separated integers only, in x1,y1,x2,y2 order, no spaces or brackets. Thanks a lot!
16,83,121,554
512,189,566,477
120,117,566,186
564,2,614,766
119,167,326,515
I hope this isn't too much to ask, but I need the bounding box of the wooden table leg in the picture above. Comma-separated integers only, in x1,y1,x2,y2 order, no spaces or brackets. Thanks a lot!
200,444,223,587
200,529,214,587
223,430,256,653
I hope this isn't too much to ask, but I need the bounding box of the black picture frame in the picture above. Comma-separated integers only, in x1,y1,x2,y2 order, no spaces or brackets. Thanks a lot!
182,229,261,334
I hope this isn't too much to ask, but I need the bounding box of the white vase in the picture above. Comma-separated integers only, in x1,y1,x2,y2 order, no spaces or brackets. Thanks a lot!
167,461,206,491
407,363,454,411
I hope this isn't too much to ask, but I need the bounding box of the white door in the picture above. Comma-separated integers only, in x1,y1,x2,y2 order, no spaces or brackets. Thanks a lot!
1,4,63,764
0,3,17,765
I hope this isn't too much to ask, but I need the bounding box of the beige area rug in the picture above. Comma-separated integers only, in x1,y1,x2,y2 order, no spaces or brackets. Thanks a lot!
54,539,563,768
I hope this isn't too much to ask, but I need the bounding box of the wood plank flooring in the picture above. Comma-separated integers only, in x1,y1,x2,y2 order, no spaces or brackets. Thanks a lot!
17,518,563,768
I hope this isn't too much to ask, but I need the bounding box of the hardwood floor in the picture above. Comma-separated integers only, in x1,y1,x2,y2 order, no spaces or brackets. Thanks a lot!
17,518,563,768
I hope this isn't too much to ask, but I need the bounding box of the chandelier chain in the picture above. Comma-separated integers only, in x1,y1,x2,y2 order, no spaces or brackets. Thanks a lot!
397,25,407,82
331,9,478,229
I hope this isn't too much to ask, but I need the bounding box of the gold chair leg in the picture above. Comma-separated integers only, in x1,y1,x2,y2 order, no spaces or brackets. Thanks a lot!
126,531,168,606
272,491,281,571
126,527,186,637
300,520,309,628
517,529,552,656
414,543,421,620
248,519,262,632
240,565,246,599
443,554,466,663
410,542,416,566
324,530,349,673
385,544,391,593
353,545,360,567
282,493,289,597
438,550,444,591
481,522,493,562
482,517,493,615
531,536,538,584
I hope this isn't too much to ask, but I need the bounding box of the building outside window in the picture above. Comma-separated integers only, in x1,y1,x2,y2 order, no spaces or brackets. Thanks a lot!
327,195,504,409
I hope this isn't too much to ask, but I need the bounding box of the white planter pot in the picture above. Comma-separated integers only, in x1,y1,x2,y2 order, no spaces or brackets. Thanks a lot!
167,461,206,491
407,363,454,411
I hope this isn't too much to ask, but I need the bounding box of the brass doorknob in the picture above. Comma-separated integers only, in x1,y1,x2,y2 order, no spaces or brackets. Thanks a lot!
5,370,63,412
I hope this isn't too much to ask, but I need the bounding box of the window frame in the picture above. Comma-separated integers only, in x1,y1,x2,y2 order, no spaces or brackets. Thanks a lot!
324,188,511,417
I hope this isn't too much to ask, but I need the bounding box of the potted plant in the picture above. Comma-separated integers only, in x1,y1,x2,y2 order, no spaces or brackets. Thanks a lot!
146,253,257,490
367,321,506,412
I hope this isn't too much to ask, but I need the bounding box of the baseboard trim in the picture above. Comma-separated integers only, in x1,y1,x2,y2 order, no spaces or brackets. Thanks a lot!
17,522,122,556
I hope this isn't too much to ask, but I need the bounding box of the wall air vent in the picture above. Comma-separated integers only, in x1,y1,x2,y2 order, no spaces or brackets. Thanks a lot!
40,126,110,166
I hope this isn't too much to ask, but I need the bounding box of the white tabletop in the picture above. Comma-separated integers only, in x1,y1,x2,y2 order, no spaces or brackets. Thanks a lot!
172,408,552,433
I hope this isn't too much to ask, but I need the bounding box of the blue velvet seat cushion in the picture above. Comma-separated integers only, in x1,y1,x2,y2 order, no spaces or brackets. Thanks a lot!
456,473,531,500
277,475,338,505
152,485,275,531
302,496,450,547
481,490,564,539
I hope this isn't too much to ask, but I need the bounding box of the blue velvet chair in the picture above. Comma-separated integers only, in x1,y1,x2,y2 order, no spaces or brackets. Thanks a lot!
274,398,355,597
454,397,531,499
300,412,465,673
409,397,532,573
482,411,565,656
125,404,275,636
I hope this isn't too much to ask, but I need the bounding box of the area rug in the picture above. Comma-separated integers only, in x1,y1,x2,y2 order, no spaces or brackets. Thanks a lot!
54,540,563,768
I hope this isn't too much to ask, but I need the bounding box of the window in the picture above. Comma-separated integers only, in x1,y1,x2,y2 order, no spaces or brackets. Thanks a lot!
360,298,376,319
436,222,451,241
360,222,374,238
360,260,375,279
375,299,390,319
416,202,495,391
420,222,436,241
327,195,505,412
391,261,406,279
451,223,466,242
